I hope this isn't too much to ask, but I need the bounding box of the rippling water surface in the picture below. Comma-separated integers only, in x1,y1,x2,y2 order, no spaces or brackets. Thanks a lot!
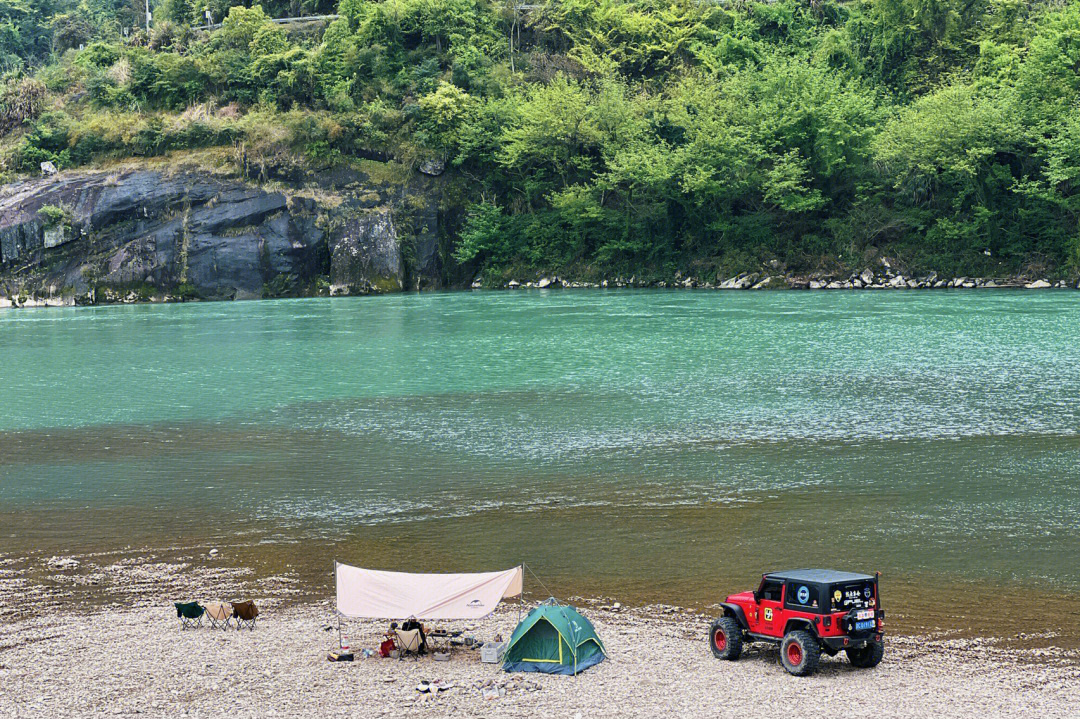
2,290,1079,610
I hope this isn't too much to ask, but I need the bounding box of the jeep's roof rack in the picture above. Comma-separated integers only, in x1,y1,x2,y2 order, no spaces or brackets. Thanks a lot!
764,569,875,583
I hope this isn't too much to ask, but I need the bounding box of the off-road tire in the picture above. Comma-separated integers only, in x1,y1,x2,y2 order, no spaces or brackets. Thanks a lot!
846,641,884,668
780,630,820,676
708,616,743,660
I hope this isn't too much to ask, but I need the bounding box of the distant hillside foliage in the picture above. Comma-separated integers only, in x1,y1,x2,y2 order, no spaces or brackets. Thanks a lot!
2,0,1080,282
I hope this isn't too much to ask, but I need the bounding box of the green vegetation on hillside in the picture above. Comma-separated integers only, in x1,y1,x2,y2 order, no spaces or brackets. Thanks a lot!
2,0,1080,283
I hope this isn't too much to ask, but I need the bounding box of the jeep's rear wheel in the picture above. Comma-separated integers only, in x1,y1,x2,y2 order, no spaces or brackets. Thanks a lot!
708,616,743,660
780,630,820,676
846,641,884,668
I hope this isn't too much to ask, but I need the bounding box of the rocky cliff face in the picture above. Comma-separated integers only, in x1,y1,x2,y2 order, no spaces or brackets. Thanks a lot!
0,162,443,305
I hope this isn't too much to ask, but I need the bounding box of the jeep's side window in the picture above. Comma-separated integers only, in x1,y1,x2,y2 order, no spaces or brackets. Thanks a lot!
786,582,818,610
760,580,783,602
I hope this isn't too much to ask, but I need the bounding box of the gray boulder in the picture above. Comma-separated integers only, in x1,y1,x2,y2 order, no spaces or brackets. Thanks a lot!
418,158,446,176
328,211,404,294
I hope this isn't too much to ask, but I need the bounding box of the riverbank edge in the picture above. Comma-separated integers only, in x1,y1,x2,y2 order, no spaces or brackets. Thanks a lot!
5,542,1080,655
2,270,1078,309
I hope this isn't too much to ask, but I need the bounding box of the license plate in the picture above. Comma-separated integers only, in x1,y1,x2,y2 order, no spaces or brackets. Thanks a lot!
856,610,875,620
855,620,875,631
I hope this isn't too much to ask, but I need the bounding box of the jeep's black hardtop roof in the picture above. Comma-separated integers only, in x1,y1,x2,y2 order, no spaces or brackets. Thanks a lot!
764,569,875,584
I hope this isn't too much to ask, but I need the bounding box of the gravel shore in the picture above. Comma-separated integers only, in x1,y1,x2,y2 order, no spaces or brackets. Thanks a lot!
2,599,1078,719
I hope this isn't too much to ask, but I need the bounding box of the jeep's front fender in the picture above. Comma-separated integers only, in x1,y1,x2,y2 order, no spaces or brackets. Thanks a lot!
719,602,749,631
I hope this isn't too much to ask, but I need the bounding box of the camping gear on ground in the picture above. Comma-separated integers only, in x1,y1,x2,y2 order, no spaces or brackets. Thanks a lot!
502,599,606,675
379,638,396,657
334,563,523,620
327,650,354,662
232,600,259,630
175,602,205,629
396,629,422,660
480,641,508,664
205,602,233,630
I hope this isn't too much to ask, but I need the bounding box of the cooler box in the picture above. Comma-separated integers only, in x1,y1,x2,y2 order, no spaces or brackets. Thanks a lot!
480,641,507,663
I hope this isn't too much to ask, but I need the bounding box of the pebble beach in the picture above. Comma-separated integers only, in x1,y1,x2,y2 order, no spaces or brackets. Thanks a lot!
2,597,1079,719
3,551,1080,718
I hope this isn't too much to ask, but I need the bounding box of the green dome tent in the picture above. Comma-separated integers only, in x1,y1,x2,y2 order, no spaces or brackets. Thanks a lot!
503,599,606,675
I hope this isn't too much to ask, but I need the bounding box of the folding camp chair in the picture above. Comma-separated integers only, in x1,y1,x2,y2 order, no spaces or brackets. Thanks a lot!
232,600,259,630
175,602,205,629
395,629,422,660
205,602,233,630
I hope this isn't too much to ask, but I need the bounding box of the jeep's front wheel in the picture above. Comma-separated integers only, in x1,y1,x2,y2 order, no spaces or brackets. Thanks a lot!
846,641,884,668
780,630,820,676
709,616,743,660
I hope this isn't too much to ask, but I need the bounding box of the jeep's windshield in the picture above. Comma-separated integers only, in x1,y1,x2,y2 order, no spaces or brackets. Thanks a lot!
829,581,876,611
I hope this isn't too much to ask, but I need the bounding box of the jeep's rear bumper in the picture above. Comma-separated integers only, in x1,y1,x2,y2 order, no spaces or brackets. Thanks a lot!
820,633,884,651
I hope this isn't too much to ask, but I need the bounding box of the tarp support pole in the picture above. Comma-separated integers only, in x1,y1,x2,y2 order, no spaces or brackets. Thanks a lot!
518,563,524,624
334,560,343,649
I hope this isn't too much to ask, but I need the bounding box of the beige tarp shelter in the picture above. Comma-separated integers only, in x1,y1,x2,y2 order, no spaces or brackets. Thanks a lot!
334,562,524,619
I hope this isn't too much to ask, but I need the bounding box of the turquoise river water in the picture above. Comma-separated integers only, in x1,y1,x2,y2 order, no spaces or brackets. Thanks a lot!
2,290,1079,635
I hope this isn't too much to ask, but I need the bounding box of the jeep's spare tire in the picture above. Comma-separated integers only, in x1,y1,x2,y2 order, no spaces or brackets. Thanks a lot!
709,616,743,660
842,609,873,637
846,641,884,668
779,630,820,676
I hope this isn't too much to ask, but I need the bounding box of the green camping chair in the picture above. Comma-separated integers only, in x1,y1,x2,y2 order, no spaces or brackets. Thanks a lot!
175,602,205,630
503,599,607,675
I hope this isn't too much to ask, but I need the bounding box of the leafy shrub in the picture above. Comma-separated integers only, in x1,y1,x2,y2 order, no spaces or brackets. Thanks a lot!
37,204,70,227
74,42,122,69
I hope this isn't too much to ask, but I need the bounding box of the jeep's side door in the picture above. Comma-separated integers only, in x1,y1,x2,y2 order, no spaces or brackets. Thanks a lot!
756,579,785,636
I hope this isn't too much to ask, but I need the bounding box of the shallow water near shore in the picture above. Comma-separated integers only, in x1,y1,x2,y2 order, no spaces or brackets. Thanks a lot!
2,290,1079,640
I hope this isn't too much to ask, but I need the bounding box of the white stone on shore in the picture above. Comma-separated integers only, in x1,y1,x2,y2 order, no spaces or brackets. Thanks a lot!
1025,279,1051,289
721,273,754,289
46,557,80,570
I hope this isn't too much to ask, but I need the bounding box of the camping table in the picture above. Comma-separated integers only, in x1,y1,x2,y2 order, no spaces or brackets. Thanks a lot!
428,631,458,654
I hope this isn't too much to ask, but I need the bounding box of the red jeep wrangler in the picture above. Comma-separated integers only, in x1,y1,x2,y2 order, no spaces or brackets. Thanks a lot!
709,569,884,676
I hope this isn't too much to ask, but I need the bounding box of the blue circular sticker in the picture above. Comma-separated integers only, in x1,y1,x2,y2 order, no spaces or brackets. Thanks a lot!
796,585,810,604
